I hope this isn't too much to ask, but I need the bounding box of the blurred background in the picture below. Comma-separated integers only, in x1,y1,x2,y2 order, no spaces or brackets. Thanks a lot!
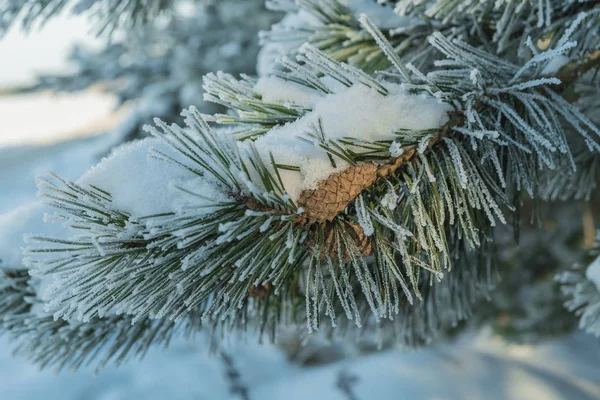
1,3,600,400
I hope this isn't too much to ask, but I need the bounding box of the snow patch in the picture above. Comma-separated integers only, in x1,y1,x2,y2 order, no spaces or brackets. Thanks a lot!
249,83,451,200
0,202,66,268
0,92,117,147
254,76,322,107
77,138,185,217
76,137,229,218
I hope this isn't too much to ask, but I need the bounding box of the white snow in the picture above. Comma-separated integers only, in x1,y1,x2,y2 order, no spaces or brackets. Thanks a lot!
389,140,404,157
77,138,186,216
254,76,322,107
256,42,284,77
585,255,600,290
258,332,600,400
76,136,228,217
380,189,398,210
0,336,295,400
0,202,65,268
541,55,570,76
249,82,451,200
0,330,599,399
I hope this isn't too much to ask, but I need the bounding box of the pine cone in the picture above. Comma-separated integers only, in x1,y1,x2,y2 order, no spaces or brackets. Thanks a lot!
297,162,379,224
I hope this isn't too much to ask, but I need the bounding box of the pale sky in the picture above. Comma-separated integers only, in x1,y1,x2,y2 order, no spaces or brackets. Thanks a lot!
0,13,104,88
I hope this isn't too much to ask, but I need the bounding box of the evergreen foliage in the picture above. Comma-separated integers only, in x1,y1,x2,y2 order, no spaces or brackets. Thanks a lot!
1,0,175,35
557,231,600,338
1,0,600,371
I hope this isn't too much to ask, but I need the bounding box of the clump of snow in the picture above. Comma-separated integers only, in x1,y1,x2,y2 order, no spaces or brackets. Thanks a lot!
171,175,231,213
0,202,66,268
541,55,570,76
389,141,404,157
586,256,600,291
249,82,451,200
380,190,398,211
77,137,229,218
318,84,449,135
254,76,322,107
470,68,481,85
77,138,186,217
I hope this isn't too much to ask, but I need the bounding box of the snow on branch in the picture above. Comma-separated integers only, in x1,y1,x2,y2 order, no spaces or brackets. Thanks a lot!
10,1,600,369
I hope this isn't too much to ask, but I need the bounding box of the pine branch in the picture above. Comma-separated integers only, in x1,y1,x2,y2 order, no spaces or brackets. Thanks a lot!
397,0,600,56
261,0,438,74
0,267,182,371
316,234,499,347
295,110,464,224
0,265,292,371
294,37,600,226
25,30,600,341
557,231,600,338
9,1,600,370
0,0,176,36
0,269,32,331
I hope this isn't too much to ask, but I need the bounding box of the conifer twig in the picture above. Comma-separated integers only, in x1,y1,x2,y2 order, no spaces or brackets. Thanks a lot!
294,50,600,226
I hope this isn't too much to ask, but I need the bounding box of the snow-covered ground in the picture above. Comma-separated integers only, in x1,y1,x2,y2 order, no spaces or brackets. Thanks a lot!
0,92,118,147
1,325,600,399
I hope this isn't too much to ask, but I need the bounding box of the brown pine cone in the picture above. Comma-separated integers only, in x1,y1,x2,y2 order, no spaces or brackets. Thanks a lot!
297,162,379,224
